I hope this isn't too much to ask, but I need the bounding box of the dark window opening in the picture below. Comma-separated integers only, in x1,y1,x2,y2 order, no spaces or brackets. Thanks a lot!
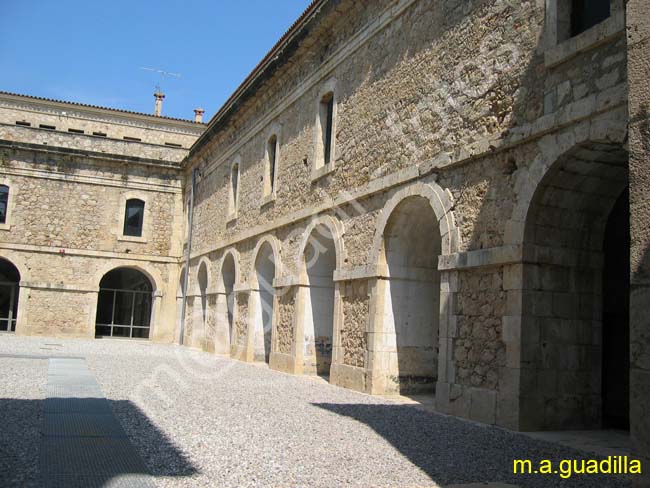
68,128,84,134
267,135,277,194
39,124,56,130
93,131,107,137
95,267,153,339
319,92,334,166
230,163,239,213
0,185,8,225
123,136,142,142
123,199,145,237
571,0,610,37
164,142,182,148
15,121,30,127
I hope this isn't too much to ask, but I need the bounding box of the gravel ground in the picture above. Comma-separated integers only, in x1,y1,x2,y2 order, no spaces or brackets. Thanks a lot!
0,351,47,487
0,335,633,488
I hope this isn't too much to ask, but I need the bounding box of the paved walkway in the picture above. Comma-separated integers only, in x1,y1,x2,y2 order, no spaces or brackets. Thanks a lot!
41,357,154,487
0,336,633,487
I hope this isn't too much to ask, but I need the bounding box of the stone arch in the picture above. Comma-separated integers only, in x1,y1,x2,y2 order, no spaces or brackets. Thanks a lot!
95,266,155,339
92,260,162,293
515,140,629,431
369,181,459,266
368,182,456,394
0,255,23,333
195,258,210,348
0,251,29,284
248,235,282,363
297,214,344,377
215,248,240,355
297,214,346,274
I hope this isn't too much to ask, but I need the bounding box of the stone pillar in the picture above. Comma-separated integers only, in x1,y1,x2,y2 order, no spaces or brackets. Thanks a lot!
626,1,650,485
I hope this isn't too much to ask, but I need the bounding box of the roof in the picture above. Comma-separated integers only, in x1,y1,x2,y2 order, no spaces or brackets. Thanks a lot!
0,90,205,126
189,0,329,156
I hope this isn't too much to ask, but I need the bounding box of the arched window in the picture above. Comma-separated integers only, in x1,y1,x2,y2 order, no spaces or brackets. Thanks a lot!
123,199,145,237
229,162,240,216
556,0,611,42
0,185,9,225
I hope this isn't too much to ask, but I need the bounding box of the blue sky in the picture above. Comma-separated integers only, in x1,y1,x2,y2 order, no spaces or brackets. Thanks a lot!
0,1,313,121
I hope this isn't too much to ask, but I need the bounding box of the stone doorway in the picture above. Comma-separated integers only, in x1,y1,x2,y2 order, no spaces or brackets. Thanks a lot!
95,267,154,339
0,258,20,333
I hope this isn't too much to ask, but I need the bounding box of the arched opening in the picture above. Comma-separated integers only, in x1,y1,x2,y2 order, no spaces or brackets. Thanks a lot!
95,267,154,339
251,242,276,362
380,196,441,393
520,142,629,430
303,223,337,377
216,254,236,354
176,267,186,340
0,258,20,332
197,262,208,338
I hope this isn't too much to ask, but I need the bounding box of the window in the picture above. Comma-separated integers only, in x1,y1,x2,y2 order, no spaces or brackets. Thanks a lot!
123,136,142,142
39,124,55,130
571,0,610,37
229,162,240,217
93,131,107,137
15,121,30,127
264,134,278,197
557,0,611,41
319,92,335,167
68,128,84,134
165,142,182,148
123,199,145,237
0,185,8,225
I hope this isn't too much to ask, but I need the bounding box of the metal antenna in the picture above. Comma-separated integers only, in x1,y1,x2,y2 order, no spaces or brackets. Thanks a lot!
140,67,181,91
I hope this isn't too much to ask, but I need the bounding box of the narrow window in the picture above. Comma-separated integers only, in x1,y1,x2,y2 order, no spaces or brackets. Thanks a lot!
165,142,182,148
558,0,611,41
0,185,8,225
319,92,334,167
123,136,142,142
266,135,277,196
123,199,145,237
230,163,239,215
15,121,30,127
39,124,55,130
93,131,107,137
68,128,84,134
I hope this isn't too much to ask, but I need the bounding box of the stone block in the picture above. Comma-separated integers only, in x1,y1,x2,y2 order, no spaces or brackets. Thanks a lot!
469,388,497,425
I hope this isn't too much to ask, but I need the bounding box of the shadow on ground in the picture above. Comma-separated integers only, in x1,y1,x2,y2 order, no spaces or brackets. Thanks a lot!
312,403,632,488
0,398,198,487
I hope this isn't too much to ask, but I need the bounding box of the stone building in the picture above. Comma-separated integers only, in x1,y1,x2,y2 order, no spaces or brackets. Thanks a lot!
0,90,204,341
1,0,648,484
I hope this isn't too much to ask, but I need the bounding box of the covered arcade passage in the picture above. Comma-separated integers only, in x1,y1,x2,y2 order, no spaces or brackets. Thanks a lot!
0,258,20,332
95,267,154,339
378,196,441,393
303,224,337,377
520,142,629,430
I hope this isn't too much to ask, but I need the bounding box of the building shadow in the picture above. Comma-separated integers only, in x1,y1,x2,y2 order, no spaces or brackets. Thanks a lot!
312,402,632,488
0,398,198,487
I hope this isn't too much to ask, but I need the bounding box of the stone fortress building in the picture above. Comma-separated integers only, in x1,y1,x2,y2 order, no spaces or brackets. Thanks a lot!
1,0,649,485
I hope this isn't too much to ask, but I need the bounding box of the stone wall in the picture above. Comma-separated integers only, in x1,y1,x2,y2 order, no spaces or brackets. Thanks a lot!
178,0,632,433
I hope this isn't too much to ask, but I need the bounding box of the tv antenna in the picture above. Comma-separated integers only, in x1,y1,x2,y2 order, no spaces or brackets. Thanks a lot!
140,67,181,93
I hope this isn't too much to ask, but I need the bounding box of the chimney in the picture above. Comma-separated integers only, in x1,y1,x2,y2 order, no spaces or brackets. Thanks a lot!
194,108,205,123
154,90,165,116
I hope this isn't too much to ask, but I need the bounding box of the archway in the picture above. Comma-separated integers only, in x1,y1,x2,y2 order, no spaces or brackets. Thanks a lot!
197,262,209,345
380,196,441,393
251,241,276,362
0,258,20,332
95,267,154,339
520,142,629,430
303,223,337,377
216,253,236,354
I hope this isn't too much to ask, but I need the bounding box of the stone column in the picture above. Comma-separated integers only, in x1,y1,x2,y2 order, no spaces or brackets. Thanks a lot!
627,1,650,484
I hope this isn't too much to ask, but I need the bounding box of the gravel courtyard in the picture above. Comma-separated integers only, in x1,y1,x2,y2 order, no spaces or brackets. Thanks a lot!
0,336,632,488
